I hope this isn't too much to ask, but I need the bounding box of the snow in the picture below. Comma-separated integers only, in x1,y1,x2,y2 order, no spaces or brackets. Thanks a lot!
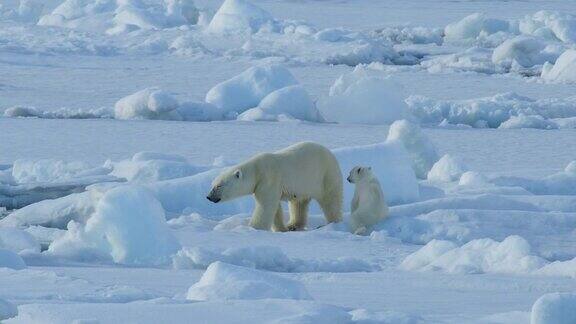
0,249,26,270
47,185,180,265
531,292,576,324
386,120,439,179
542,49,576,83
205,64,299,117
186,261,311,301
427,154,467,182
318,67,413,124
0,298,18,321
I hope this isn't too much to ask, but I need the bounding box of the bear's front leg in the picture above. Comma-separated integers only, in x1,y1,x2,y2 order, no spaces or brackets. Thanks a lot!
250,188,281,231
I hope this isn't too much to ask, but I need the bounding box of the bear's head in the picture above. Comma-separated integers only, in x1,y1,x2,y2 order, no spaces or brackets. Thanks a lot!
347,166,373,184
207,167,254,203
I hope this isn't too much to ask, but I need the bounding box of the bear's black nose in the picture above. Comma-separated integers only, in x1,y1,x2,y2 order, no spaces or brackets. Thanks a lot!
207,196,221,203
346,176,352,183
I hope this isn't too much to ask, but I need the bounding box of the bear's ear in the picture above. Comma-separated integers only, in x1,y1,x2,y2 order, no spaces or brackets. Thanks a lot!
367,166,372,171
234,170,242,179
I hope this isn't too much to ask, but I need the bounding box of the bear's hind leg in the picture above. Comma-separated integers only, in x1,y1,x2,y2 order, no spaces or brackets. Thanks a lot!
272,204,287,232
287,198,310,231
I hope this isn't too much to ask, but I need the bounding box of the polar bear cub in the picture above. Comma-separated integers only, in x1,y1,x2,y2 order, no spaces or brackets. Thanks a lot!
207,142,343,231
347,166,389,235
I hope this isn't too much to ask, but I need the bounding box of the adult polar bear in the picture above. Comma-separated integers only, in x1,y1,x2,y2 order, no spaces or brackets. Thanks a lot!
207,142,343,231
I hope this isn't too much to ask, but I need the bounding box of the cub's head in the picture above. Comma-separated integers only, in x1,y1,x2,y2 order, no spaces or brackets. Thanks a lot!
347,166,373,184
207,167,254,203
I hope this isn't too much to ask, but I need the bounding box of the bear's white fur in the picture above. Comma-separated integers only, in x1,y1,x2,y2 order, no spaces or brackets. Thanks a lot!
207,142,343,231
347,166,389,235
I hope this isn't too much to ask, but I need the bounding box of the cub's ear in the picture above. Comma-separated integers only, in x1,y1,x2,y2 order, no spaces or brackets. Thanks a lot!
234,170,242,179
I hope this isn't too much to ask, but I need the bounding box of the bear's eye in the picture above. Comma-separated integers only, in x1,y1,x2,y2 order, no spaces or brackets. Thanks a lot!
356,168,361,174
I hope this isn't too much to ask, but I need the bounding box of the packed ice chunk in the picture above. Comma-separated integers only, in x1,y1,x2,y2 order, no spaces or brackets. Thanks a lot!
427,154,468,182
400,235,547,275
386,120,439,179
318,67,412,124
114,88,180,120
48,185,180,265
1,0,44,23
0,298,18,321
520,11,576,43
0,248,26,270
334,140,419,206
205,65,298,116
173,245,375,272
399,240,458,271
0,191,95,229
206,0,275,34
38,0,199,32
531,292,576,324
177,101,223,121
498,114,558,129
108,152,207,182
0,227,40,254
458,171,490,187
323,42,399,66
537,258,576,278
186,261,312,301
407,92,576,128
238,85,323,122
349,309,422,324
491,36,557,68
444,13,510,43
542,49,576,83
10,159,111,185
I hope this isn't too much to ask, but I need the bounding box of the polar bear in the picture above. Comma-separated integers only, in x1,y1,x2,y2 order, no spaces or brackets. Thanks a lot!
207,142,343,231
347,166,389,235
